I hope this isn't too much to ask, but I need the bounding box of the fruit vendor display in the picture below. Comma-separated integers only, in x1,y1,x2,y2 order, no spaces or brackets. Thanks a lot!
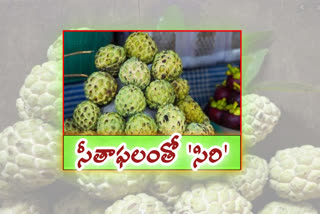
64,32,214,136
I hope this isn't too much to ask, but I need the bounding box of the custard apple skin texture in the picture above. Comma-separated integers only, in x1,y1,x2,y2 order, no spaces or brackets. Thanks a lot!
95,44,126,76
151,50,183,81
0,119,60,198
73,100,101,131
119,57,151,89
105,193,170,214
16,60,62,127
125,113,157,135
124,32,158,64
173,182,253,214
64,118,82,134
84,71,118,106
76,172,151,201
156,104,186,135
269,145,320,201
177,97,205,123
145,80,175,109
257,201,318,214
115,85,146,117
0,199,45,214
184,123,214,135
171,78,190,101
227,155,269,201
242,94,281,147
97,112,125,135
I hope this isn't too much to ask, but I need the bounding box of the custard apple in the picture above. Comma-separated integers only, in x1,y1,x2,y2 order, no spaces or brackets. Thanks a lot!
97,112,125,135
104,193,170,214
0,119,60,198
269,145,320,201
177,97,205,123
124,32,158,64
64,118,82,134
148,173,189,208
47,27,91,61
173,182,253,214
242,94,281,147
73,100,101,131
145,80,175,109
119,57,151,89
184,123,214,135
258,201,318,214
76,172,151,201
16,60,62,127
84,71,118,105
80,130,97,135
53,190,108,214
125,113,157,135
0,198,46,214
151,50,183,81
156,104,186,135
115,85,146,117
95,44,126,76
171,78,190,101
227,155,269,201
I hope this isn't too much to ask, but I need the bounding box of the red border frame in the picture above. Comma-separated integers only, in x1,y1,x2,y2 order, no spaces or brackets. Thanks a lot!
62,30,242,171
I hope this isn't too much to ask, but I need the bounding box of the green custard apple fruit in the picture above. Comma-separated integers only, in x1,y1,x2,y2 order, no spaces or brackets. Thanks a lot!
173,182,253,214
76,172,151,201
16,61,62,127
184,123,214,135
104,193,170,214
145,80,175,109
0,119,60,198
119,57,151,89
171,78,190,101
125,113,157,135
227,155,269,201
115,85,146,117
124,32,158,64
84,71,118,106
97,112,125,135
269,145,320,201
95,44,126,76
73,100,101,131
156,104,186,135
151,50,183,81
64,118,82,135
177,97,205,123
258,201,318,214
242,94,281,147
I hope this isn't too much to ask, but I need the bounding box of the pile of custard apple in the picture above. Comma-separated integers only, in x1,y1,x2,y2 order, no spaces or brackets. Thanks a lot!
65,32,214,136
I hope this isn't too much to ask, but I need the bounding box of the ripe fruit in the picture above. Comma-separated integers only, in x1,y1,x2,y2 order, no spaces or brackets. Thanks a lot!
73,100,101,131
173,182,253,214
184,123,214,135
242,94,280,147
115,85,146,117
16,61,62,127
156,104,186,135
64,118,81,135
0,119,60,198
269,145,320,201
76,172,151,201
97,112,125,135
177,97,205,123
95,44,126,76
207,98,227,125
124,32,158,64
258,201,318,214
105,193,170,214
221,102,240,130
226,64,240,91
125,113,157,135
84,72,118,105
171,78,190,101
227,155,269,201
151,50,183,81
119,57,151,89
213,85,231,101
145,80,175,109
